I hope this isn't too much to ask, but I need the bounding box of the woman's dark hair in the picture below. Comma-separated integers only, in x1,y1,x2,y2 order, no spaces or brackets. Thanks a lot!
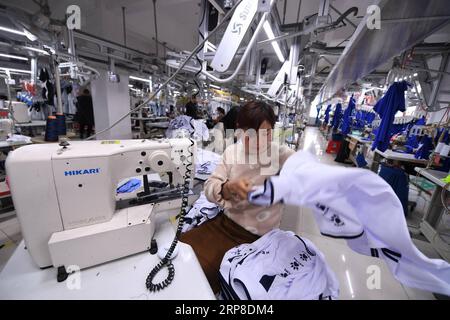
236,101,276,130
217,107,225,115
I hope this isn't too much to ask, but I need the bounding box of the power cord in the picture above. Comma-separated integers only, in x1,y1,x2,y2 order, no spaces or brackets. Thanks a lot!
146,119,195,292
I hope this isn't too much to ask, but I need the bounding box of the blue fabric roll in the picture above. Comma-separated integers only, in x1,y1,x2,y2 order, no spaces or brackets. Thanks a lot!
379,165,409,216
371,81,409,152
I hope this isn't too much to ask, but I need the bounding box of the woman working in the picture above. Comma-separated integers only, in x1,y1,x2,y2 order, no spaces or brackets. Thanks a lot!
181,101,294,293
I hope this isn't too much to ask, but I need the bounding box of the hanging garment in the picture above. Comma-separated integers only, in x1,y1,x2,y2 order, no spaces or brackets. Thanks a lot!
166,115,209,141
378,164,409,216
355,152,368,168
331,103,343,130
182,192,221,233
371,81,409,152
414,135,433,160
248,151,450,296
315,105,322,126
323,104,332,125
219,229,339,300
41,81,55,106
340,97,356,135
38,68,49,82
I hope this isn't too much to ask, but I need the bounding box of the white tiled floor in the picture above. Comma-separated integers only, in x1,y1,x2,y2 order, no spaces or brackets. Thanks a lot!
0,126,444,299
279,126,439,300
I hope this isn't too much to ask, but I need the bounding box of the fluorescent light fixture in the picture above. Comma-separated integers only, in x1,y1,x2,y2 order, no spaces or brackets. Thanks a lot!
129,75,151,83
263,21,285,63
0,53,28,61
128,84,133,88
209,84,221,90
0,26,27,36
23,29,37,41
0,67,31,74
23,46,49,55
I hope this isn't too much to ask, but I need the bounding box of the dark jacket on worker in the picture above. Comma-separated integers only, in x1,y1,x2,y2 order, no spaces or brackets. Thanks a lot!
76,95,95,126
185,101,200,119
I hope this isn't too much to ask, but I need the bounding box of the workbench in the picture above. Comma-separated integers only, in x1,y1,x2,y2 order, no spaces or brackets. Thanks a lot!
414,168,450,262
0,140,32,150
346,134,372,166
15,121,47,137
0,210,215,300
370,149,429,173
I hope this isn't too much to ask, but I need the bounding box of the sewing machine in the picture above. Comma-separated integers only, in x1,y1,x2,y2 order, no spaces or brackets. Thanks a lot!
5,138,196,278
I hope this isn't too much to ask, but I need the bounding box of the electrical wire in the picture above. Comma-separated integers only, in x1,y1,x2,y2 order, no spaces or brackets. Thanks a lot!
146,0,213,291
84,0,244,141
146,120,195,292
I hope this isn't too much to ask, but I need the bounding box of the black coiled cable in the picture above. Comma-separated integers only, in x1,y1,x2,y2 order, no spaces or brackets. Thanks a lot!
146,120,195,292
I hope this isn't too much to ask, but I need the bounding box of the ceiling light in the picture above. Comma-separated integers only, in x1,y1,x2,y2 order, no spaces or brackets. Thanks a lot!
263,21,285,63
0,26,27,36
128,84,133,88
209,84,221,89
0,67,31,74
23,46,49,55
0,53,28,61
129,75,151,83
413,73,418,77
23,29,38,41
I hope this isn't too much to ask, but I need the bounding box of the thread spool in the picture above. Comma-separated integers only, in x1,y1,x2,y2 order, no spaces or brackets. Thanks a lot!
55,113,66,136
45,116,58,142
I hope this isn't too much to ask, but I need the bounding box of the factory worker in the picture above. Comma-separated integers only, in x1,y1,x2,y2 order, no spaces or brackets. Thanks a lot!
180,101,295,293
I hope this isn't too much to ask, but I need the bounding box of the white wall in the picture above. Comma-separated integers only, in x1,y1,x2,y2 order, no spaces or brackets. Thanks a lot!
91,71,132,140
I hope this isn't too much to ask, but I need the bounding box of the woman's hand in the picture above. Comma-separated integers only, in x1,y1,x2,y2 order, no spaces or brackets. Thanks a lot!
222,178,253,201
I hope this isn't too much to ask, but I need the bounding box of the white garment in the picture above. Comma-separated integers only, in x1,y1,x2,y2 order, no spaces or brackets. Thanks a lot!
195,148,222,177
248,151,450,296
181,192,220,233
220,229,339,300
6,134,31,143
165,116,209,141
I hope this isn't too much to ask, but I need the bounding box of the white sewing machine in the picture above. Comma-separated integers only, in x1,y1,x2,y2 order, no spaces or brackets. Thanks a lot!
6,138,196,279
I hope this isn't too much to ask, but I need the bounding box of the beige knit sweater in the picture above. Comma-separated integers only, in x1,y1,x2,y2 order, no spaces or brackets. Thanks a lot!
204,142,295,236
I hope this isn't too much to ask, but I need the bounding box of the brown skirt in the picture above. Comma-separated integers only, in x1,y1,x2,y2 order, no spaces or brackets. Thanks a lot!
180,213,259,294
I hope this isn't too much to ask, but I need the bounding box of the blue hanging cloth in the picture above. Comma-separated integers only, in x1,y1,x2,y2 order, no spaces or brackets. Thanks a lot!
355,152,368,168
371,81,409,152
340,96,356,135
405,135,419,153
324,104,332,125
414,135,433,160
315,105,322,125
331,103,343,129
